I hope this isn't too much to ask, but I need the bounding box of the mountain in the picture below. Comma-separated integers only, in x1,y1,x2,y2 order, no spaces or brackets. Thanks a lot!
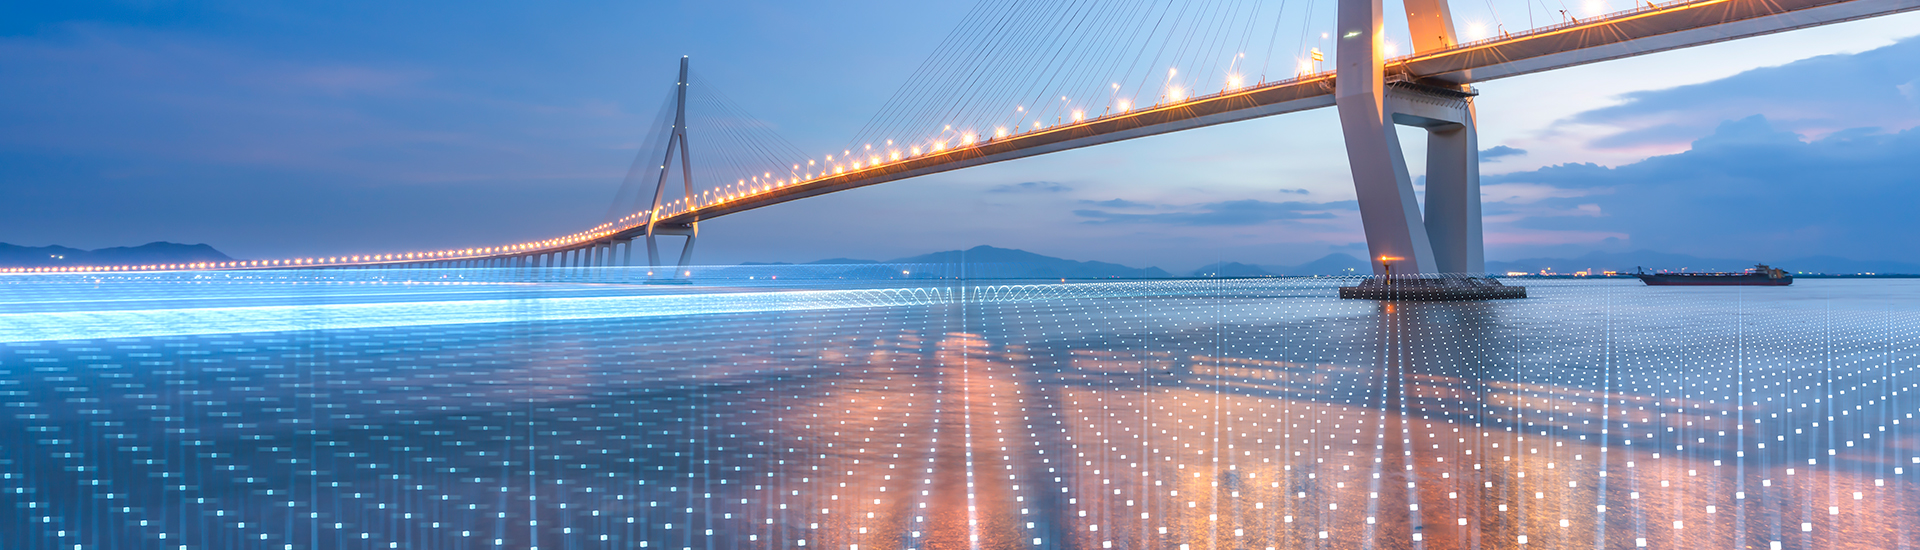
888,246,1172,278
1486,250,1920,275
739,246,1171,278
0,242,235,268
1191,262,1275,277
1264,253,1370,276
732,247,1917,280
1769,255,1920,275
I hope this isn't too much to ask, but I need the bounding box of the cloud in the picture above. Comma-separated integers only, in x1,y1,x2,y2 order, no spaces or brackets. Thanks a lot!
1074,199,1354,226
1567,35,1920,149
1078,198,1152,208
1277,188,1310,194
1479,182,1607,204
1479,145,1527,160
1483,115,1920,260
989,181,1072,193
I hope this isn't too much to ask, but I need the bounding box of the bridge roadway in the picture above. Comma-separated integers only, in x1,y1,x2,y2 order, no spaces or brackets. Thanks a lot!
13,0,1910,274
345,0,1920,270
652,0,1912,228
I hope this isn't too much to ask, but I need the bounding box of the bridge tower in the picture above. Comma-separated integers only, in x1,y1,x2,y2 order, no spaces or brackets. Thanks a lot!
645,56,699,275
1337,0,1484,277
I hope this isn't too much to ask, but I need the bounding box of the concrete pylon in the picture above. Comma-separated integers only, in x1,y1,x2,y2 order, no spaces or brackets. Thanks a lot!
1336,0,1485,277
645,56,698,276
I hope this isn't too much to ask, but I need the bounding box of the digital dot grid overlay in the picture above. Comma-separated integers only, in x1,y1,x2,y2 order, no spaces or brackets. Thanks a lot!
1,271,1917,549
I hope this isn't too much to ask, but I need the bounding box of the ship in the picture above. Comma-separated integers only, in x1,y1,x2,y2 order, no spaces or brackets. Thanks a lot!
1631,264,1792,286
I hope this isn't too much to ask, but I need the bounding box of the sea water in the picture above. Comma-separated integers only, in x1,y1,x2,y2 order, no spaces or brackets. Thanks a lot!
2,268,1916,549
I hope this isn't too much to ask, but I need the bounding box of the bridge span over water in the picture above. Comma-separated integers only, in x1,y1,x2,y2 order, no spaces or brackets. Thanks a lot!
11,0,1916,277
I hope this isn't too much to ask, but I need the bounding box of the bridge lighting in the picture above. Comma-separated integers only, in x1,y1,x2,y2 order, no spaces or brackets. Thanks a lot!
962,134,976,145
1383,40,1398,56
869,156,879,165
1071,110,1084,122
1116,99,1130,112
1167,86,1185,101
995,127,1008,138
910,146,921,155
1227,74,1243,89
1298,60,1315,75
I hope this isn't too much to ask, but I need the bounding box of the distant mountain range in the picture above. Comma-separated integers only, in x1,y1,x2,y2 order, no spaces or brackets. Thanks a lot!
0,242,234,268
1485,250,1920,275
755,247,1919,278
744,245,1173,278
7,240,1905,276
1192,254,1373,277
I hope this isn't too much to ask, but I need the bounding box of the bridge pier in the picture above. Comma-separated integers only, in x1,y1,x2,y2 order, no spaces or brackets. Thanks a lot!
1336,0,1518,299
1337,0,1490,277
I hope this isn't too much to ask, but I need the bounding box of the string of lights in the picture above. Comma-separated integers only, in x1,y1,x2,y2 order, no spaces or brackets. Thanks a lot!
1,0,1758,275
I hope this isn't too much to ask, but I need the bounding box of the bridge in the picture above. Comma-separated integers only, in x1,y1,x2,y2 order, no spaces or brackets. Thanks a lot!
11,0,1916,277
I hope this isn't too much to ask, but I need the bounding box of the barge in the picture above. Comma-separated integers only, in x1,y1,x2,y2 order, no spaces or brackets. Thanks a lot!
1632,264,1792,286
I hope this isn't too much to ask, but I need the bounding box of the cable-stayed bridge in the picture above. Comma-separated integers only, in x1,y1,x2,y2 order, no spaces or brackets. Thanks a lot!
14,0,1916,277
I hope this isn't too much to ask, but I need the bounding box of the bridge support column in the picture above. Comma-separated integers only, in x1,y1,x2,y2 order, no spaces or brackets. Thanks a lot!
1335,0,1516,299
1423,109,1483,275
1338,0,1430,276
643,57,699,281
1337,0,1487,278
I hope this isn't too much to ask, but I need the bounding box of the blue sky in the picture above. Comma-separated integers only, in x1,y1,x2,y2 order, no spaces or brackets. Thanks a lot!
2,1,1917,272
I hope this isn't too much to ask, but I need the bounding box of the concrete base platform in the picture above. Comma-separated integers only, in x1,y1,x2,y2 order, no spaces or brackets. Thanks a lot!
1339,277,1526,301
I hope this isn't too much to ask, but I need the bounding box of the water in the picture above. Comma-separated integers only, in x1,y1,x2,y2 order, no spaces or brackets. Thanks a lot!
2,269,1917,549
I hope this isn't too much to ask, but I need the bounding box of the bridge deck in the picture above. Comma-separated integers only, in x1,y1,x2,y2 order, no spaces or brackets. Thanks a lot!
13,0,1913,273
646,0,1913,230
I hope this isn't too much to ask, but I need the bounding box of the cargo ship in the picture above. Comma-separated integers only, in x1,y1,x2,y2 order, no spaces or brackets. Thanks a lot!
1631,264,1792,286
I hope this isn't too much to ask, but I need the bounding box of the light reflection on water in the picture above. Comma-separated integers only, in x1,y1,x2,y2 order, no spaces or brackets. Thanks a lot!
0,272,1916,549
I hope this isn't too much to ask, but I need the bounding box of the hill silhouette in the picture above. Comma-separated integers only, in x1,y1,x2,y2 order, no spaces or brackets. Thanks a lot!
0,242,234,268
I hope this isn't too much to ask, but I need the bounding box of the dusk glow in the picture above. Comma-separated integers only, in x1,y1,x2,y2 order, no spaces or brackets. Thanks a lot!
3,1,1919,549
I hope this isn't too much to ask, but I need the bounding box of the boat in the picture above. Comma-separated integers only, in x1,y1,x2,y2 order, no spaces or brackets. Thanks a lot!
1631,264,1792,286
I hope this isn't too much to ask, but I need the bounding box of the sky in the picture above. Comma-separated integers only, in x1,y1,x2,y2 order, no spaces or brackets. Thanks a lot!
2,1,1918,273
